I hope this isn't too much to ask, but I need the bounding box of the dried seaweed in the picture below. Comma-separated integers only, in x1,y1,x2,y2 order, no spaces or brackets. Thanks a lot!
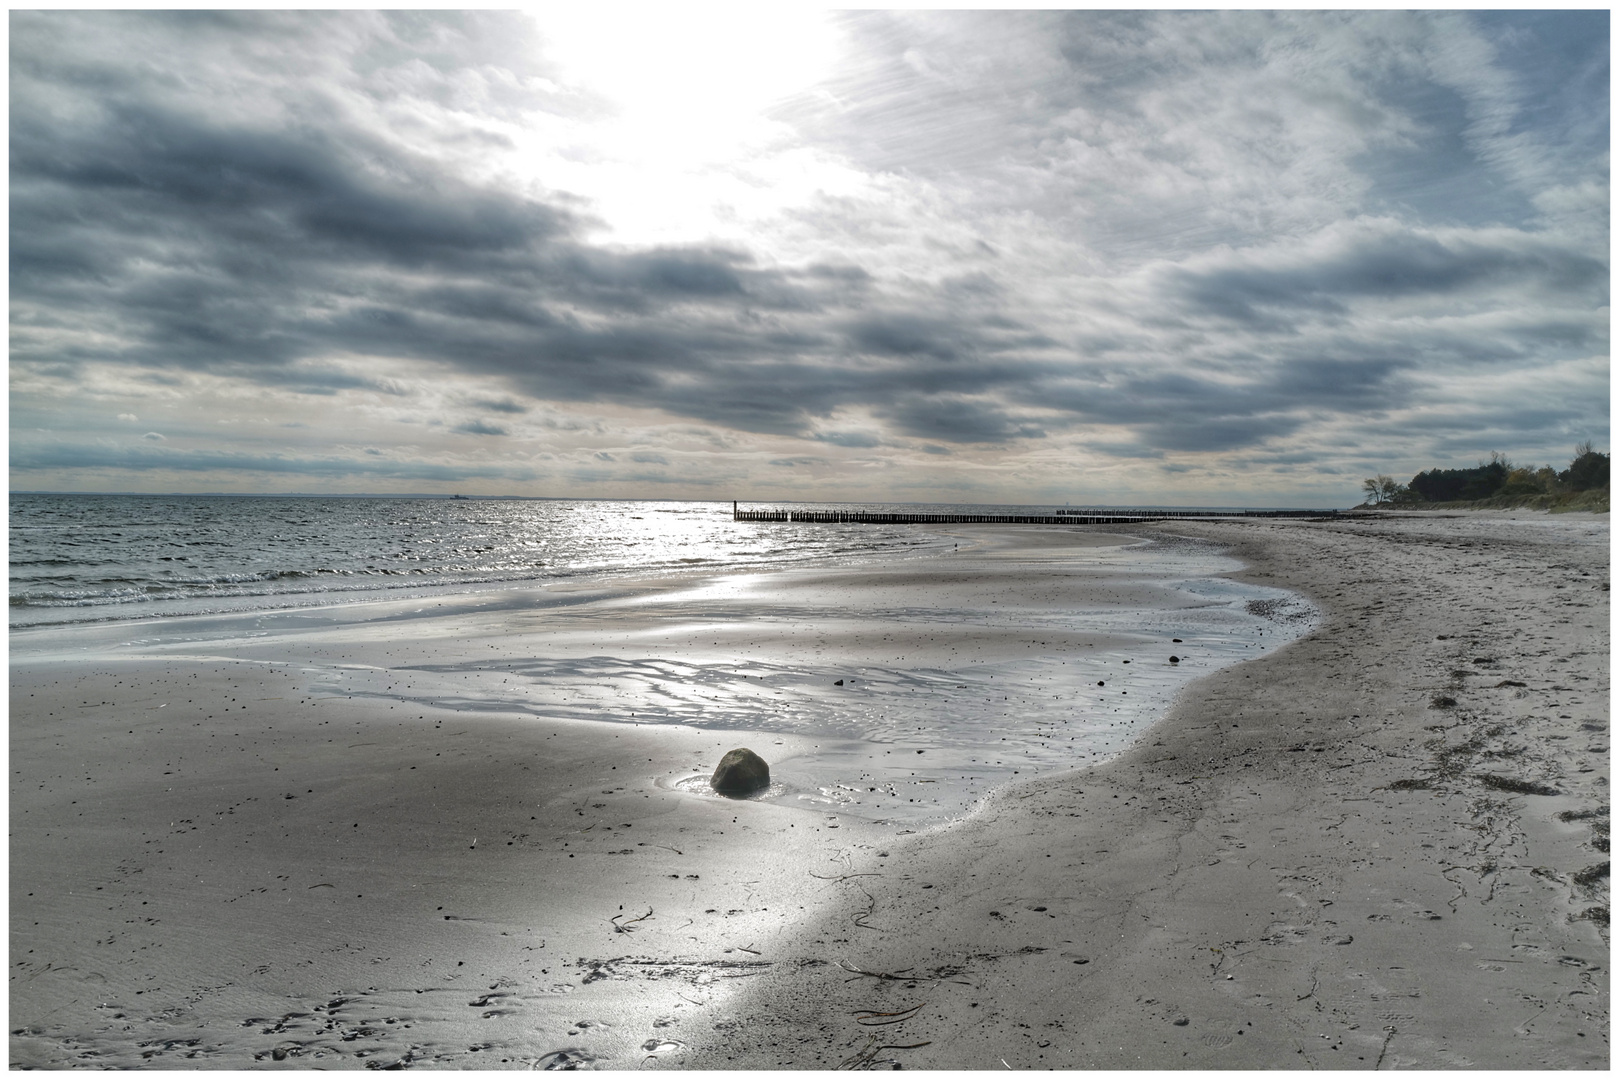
837,1034,932,1070
610,907,654,933
1474,774,1561,796
854,1003,923,1027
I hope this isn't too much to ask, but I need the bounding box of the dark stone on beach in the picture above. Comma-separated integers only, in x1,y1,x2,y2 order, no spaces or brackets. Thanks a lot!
834,679,844,686
1169,655,1179,663
711,748,770,795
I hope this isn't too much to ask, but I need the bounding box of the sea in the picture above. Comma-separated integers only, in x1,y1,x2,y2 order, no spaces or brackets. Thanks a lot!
10,494,962,629
10,493,1318,824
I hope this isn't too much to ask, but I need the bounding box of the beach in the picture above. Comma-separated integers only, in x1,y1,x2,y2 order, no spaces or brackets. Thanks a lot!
687,510,1611,1070
10,511,1608,1069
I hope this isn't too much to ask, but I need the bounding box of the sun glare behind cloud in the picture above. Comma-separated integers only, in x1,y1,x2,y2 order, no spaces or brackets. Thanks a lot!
9,11,1608,502
526,8,842,246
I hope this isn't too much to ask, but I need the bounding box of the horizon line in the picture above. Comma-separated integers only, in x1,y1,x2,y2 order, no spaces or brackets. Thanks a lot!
11,490,1348,511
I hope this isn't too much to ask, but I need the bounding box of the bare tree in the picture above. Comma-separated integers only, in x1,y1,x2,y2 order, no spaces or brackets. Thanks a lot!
1362,475,1399,505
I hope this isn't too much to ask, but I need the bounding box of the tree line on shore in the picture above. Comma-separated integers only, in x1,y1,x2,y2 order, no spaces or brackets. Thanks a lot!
1362,443,1610,507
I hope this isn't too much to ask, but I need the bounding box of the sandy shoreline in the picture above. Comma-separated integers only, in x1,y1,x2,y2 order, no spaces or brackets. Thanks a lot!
685,510,1610,1070
10,524,1220,1069
10,512,1608,1069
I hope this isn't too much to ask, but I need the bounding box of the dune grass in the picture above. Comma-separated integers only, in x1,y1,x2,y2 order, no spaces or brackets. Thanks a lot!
1364,489,1609,513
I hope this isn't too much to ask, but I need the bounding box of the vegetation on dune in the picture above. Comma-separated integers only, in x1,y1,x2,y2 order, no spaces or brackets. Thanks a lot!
1361,443,1609,512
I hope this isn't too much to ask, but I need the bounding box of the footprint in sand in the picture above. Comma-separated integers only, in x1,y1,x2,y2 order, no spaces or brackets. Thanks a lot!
538,1048,596,1070
642,1038,683,1054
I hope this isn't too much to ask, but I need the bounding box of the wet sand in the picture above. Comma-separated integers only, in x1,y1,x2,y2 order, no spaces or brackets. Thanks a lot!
684,510,1610,1070
10,513,1607,1069
12,524,1169,1069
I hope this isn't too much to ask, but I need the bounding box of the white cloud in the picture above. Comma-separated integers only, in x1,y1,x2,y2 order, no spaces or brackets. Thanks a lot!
8,10,1608,503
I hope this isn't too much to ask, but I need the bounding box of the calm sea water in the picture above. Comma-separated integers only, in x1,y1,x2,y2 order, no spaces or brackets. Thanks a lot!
11,492,1319,826
8,494,1086,628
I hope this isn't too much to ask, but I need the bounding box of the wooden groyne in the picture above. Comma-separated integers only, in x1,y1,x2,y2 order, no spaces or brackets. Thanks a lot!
732,506,1339,525
1063,508,1337,520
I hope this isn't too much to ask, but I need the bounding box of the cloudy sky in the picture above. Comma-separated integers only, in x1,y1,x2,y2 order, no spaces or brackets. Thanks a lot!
10,9,1609,505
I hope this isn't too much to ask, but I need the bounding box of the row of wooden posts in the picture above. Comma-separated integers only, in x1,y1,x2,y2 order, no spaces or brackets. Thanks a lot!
730,502,1338,525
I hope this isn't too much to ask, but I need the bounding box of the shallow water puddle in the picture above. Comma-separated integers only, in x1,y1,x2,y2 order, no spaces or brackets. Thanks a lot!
331,569,1316,826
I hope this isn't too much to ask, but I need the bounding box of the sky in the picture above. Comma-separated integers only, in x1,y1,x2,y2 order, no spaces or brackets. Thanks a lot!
9,9,1610,505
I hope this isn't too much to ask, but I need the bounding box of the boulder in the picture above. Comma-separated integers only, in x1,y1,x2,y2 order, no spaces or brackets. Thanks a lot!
710,747,770,795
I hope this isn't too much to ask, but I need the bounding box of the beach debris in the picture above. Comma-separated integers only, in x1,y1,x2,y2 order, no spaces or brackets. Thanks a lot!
837,960,969,986
810,870,882,883
855,1002,923,1027
610,907,654,933
838,1034,931,1070
835,679,844,686
710,748,770,795
1476,773,1561,796
851,888,882,930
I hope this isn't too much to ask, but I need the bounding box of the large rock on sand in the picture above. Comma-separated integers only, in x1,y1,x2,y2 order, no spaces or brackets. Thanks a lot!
710,748,770,795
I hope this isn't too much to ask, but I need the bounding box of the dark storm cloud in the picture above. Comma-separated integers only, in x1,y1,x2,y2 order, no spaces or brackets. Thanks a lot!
453,419,508,436
1144,415,1306,454
10,439,537,483
1166,226,1608,327
11,23,1050,444
10,100,569,275
474,398,529,414
879,395,1046,445
8,12,1080,455
1020,355,1414,452
845,313,970,361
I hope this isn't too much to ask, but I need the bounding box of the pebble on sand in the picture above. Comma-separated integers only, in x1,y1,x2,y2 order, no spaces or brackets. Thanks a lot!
710,747,770,795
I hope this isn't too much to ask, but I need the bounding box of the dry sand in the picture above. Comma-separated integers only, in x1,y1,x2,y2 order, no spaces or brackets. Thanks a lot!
9,511,1608,1069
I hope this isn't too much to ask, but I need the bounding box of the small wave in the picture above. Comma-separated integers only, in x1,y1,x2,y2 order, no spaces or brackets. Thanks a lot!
9,495,955,627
